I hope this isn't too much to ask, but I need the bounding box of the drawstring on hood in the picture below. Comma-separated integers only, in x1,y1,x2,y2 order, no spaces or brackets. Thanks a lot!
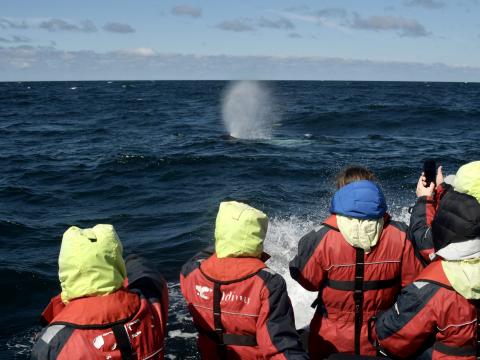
59,224,127,303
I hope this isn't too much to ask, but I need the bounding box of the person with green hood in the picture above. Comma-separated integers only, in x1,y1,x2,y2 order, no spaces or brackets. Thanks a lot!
374,161,480,359
180,201,308,360
31,224,169,360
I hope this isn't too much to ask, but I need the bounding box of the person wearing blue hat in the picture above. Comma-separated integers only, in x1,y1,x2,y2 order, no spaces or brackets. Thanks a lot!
289,166,424,358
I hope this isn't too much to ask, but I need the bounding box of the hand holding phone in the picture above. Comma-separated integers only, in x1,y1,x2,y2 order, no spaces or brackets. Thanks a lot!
423,160,436,188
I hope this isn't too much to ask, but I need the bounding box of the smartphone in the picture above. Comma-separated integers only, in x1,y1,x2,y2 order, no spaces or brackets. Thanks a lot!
423,160,436,187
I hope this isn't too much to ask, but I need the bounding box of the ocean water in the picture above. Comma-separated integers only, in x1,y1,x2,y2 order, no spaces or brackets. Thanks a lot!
0,80,479,358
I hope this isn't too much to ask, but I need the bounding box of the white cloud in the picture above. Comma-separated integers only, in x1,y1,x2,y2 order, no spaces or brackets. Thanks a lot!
0,18,28,29
171,5,202,18
217,20,254,32
103,22,135,34
351,14,429,37
118,47,155,56
315,8,348,18
258,17,295,30
39,18,97,32
274,9,429,37
404,0,445,9
0,35,31,43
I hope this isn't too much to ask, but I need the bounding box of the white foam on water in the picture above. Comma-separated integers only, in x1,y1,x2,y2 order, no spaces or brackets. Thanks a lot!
168,330,197,339
221,81,276,140
262,139,313,148
264,215,323,328
168,283,193,324
6,327,38,356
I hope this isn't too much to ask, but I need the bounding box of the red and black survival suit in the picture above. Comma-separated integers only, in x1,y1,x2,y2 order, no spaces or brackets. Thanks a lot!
31,255,169,360
408,182,450,263
289,180,424,358
180,247,309,360
375,190,480,359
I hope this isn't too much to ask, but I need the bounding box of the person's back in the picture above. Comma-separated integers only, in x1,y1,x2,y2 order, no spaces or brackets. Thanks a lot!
180,201,308,360
31,225,168,360
289,167,424,358
375,181,480,359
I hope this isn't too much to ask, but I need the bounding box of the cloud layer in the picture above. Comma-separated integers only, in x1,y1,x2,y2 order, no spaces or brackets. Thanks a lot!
1,46,479,82
0,17,135,34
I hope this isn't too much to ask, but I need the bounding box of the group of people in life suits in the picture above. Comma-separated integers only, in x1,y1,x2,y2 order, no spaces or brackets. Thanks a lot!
31,160,480,360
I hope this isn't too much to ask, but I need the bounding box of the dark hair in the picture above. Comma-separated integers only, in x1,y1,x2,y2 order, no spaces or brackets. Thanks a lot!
336,166,376,189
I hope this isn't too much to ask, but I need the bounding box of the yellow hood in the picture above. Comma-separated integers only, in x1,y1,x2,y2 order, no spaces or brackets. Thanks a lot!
337,215,384,253
453,161,480,202
442,258,480,299
59,224,127,303
215,201,268,258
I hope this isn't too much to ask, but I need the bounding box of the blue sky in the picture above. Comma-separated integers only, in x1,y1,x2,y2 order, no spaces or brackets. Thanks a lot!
1,0,480,81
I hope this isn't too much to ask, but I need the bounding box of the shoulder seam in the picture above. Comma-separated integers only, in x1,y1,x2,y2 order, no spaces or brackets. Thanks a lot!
388,220,408,233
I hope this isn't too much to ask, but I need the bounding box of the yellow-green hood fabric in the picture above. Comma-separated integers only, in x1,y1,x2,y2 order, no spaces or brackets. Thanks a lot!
59,224,127,303
336,215,384,253
453,161,480,202
215,201,268,258
442,258,480,299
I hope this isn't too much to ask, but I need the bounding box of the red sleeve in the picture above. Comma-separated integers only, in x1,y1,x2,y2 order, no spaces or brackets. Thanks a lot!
289,228,329,291
434,182,450,209
401,238,425,287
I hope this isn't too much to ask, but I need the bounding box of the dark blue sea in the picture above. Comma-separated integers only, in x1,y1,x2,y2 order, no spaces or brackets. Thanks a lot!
1,80,479,358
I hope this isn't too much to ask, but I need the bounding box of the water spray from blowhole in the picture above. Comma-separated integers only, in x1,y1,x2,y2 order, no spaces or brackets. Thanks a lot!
221,81,277,140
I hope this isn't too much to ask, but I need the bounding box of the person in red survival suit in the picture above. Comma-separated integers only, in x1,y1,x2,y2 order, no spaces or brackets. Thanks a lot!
374,163,480,359
409,165,450,263
180,201,308,360
31,224,169,360
409,161,480,264
289,166,424,358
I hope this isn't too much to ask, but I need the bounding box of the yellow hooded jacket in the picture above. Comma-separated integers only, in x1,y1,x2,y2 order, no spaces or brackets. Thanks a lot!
442,160,480,299
59,224,127,303
214,201,268,258
453,161,480,202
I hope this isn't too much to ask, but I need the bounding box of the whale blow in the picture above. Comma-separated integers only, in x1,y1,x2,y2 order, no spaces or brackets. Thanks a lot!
222,81,276,140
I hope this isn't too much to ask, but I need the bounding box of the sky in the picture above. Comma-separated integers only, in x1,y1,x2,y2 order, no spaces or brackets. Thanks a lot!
1,0,480,81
